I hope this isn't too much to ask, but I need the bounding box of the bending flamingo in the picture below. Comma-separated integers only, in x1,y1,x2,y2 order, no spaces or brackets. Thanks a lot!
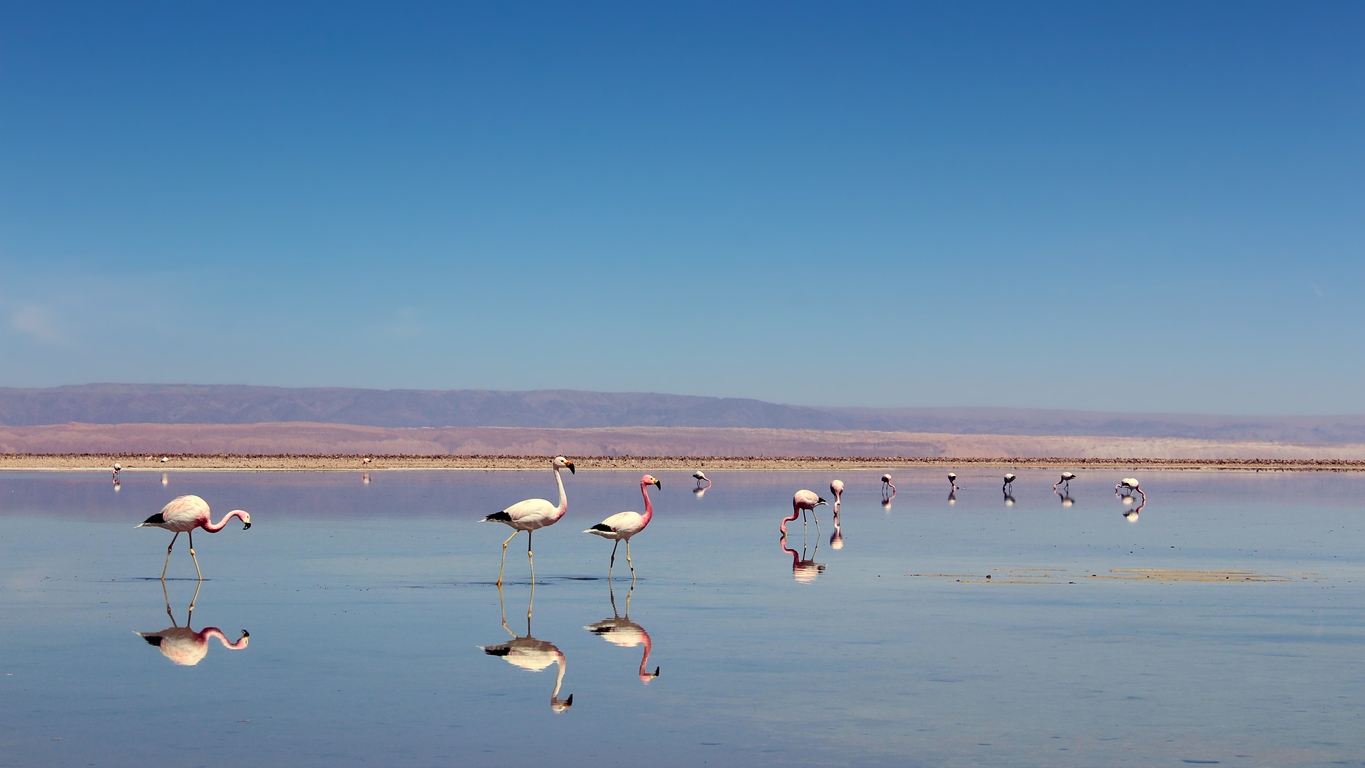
1054,472,1077,492
482,456,575,587
584,474,661,578
1002,473,1016,492
781,490,827,535
881,474,896,500
829,479,844,512
948,472,958,490
136,495,252,580
692,471,711,490
1116,478,1144,501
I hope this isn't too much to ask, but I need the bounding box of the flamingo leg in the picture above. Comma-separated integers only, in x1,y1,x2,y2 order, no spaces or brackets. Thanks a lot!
188,579,202,620
609,539,619,579
626,539,634,576
161,531,180,580
527,530,534,591
187,529,203,582
162,579,174,623
498,530,519,587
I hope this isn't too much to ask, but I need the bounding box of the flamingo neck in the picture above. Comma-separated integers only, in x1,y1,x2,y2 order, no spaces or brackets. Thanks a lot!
781,500,801,533
203,510,248,533
639,481,654,526
553,467,568,518
552,650,567,698
201,627,249,650
781,534,799,565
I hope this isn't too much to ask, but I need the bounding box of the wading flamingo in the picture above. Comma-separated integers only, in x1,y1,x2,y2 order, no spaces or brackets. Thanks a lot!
1116,478,1144,501
948,472,958,490
584,474,660,578
136,495,252,581
482,456,575,588
480,586,573,713
1054,472,1077,492
881,474,896,500
584,580,659,684
829,479,844,512
136,580,249,666
361,457,372,468
112,463,122,480
1002,473,1016,493
781,490,827,535
692,471,710,490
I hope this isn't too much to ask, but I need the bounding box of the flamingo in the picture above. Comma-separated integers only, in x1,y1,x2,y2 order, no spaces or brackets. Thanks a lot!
136,581,249,666
781,490,827,535
829,479,844,512
692,471,711,490
482,456,575,587
584,581,659,684
112,463,122,480
948,472,958,490
161,456,169,463
136,495,252,581
880,474,896,500
1116,478,1144,500
480,587,573,713
1054,472,1077,492
1002,473,1016,492
361,457,372,468
584,474,660,578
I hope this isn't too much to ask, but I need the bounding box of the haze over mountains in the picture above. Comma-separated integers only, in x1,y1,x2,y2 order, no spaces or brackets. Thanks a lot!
2,384,1363,444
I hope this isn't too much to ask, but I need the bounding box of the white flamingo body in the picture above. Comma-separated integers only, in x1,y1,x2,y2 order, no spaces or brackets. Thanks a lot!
1003,473,1016,490
692,471,711,489
829,479,844,511
585,475,659,577
136,495,252,580
483,457,574,586
1054,472,1077,491
880,474,896,500
947,472,957,490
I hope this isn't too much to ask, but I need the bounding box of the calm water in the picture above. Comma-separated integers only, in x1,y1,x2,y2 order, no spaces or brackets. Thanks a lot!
1,468,1362,767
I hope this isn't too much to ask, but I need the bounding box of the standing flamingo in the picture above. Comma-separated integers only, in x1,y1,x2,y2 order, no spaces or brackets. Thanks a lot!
881,474,896,500
584,474,660,578
361,457,372,468
781,490,827,535
829,479,844,512
1054,472,1077,492
692,471,710,490
112,463,122,481
136,495,252,581
482,456,575,587
585,581,659,684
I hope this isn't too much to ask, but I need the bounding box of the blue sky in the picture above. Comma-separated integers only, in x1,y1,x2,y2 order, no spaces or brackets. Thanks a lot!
1,1,1361,414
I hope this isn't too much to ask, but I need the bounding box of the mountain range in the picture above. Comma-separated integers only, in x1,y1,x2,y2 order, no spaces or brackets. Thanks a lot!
2,384,1362,444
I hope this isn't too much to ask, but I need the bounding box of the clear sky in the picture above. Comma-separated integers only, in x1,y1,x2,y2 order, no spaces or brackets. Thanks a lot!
1,1,1361,414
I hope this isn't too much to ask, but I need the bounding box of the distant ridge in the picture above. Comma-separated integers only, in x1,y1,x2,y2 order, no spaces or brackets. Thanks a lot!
2,384,1363,444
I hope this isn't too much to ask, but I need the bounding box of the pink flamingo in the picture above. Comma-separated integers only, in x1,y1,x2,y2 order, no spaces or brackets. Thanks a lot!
829,479,844,512
137,582,248,666
136,495,252,580
482,456,575,587
881,474,896,500
782,490,827,535
585,581,660,684
584,474,660,578
692,470,711,490
1116,478,1144,501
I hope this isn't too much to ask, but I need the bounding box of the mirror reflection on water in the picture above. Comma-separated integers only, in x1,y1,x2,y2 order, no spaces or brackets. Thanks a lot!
1,468,1362,767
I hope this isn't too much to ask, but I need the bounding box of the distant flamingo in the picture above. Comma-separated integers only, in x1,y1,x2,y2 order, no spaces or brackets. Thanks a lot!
482,456,575,588
829,479,844,512
948,472,958,490
1002,473,1016,492
112,463,122,480
481,586,573,713
584,581,659,684
692,471,710,490
584,474,661,578
136,495,252,581
1116,478,1144,501
1054,472,1077,492
881,474,896,500
361,457,372,468
782,490,827,535
136,581,249,666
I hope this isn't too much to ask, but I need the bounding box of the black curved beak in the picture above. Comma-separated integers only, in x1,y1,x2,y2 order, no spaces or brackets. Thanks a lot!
241,629,250,638
243,522,252,530
567,463,575,474
652,666,661,677
654,480,662,490
817,497,828,506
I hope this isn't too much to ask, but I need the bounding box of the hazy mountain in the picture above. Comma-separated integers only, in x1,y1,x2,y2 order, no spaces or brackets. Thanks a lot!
2,384,1363,444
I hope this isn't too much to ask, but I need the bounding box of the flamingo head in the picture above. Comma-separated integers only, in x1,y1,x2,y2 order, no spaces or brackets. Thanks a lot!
236,510,253,529
553,456,575,474
551,694,574,713
642,474,661,490
640,666,661,684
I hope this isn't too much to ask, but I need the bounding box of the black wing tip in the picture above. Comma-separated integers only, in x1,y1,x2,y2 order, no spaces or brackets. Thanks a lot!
141,512,165,526
589,523,613,532
483,511,513,523
483,646,510,657
141,634,163,647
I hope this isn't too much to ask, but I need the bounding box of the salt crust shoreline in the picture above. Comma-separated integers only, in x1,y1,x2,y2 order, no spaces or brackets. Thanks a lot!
1,454,1362,472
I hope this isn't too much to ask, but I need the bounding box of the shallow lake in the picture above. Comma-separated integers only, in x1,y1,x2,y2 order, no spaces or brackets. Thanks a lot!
1,467,1362,767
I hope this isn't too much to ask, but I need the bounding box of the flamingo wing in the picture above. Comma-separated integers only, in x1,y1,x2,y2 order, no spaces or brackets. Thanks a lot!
585,511,644,538
487,498,558,529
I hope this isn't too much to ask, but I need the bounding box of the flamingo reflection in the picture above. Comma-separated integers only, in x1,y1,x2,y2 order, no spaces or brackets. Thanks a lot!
830,515,844,549
479,586,573,713
1123,493,1146,522
781,532,826,583
136,581,249,667
584,580,660,685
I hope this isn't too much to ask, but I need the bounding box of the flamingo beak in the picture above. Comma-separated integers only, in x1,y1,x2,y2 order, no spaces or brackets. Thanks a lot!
817,497,828,506
243,522,252,530
654,479,662,490
567,463,575,474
